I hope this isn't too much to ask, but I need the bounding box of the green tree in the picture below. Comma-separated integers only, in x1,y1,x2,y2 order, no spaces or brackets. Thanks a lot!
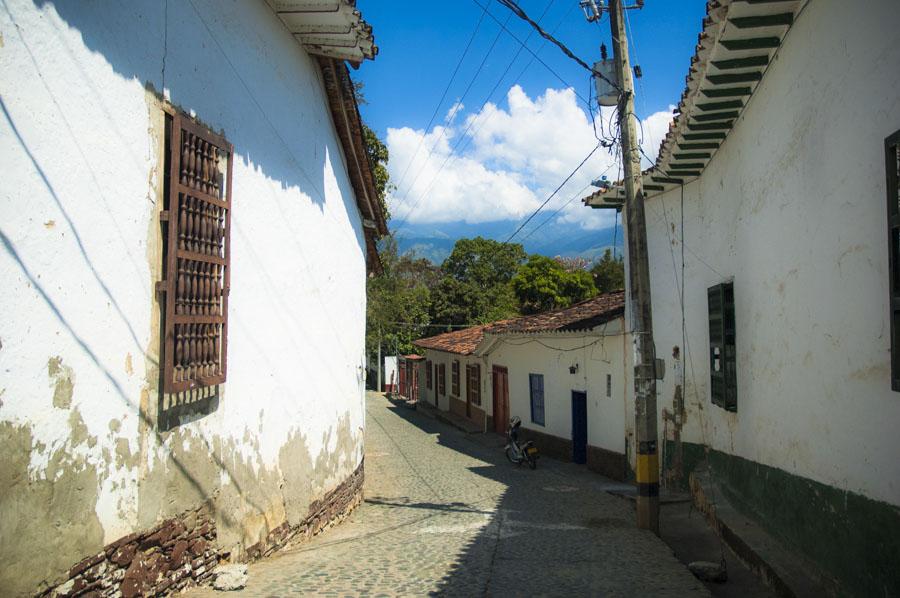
366,238,437,357
353,79,393,222
512,255,598,315
430,237,526,328
362,123,393,221
590,248,625,293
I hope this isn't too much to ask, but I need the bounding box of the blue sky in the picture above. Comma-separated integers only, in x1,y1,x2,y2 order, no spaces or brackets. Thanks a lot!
354,0,708,262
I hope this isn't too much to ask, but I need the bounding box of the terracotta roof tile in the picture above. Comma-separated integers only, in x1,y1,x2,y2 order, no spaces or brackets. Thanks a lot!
485,290,625,335
413,290,626,355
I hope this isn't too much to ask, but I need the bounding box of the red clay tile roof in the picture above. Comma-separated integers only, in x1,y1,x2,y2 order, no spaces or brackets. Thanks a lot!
486,290,625,335
413,290,625,355
412,323,502,356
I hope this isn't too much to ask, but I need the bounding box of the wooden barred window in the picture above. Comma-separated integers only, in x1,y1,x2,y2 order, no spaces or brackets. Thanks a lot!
438,363,446,396
160,111,233,394
426,360,432,390
451,360,460,396
887,129,900,391
466,363,481,406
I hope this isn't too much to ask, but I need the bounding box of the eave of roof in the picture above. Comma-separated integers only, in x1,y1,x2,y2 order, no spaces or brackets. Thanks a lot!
317,55,389,273
267,0,378,67
413,290,627,355
584,0,804,210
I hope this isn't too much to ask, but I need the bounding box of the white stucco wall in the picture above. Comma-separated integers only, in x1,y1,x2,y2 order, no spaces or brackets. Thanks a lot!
0,0,368,591
643,0,900,506
483,323,632,456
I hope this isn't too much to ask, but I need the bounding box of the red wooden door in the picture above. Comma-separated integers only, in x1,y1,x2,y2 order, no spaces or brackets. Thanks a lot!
399,361,406,396
492,366,509,434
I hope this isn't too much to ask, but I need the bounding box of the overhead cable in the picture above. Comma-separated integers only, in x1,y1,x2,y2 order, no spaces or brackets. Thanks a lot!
391,10,514,233
470,0,589,103
391,7,489,196
392,0,557,236
493,0,621,92
504,143,602,244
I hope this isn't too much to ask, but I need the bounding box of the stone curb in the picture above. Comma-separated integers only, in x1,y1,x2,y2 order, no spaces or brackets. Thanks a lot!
689,469,837,598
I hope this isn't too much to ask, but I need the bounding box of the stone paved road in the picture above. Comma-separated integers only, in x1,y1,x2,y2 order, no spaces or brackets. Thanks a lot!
189,392,708,597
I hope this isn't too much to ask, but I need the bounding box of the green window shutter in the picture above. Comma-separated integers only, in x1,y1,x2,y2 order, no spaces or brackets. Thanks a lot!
708,281,737,411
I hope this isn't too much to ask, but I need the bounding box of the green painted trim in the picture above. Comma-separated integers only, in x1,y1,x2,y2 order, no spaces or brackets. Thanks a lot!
665,440,900,597
707,72,763,85
667,170,701,177
719,37,780,51
668,163,705,170
683,132,726,140
677,142,720,150
701,86,752,98
729,13,793,28
651,176,684,185
711,55,769,70
673,153,711,160
644,184,665,191
687,121,733,131
693,110,740,122
696,99,743,112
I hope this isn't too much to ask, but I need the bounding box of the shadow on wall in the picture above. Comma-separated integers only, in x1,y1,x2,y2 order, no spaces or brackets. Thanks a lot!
28,0,358,213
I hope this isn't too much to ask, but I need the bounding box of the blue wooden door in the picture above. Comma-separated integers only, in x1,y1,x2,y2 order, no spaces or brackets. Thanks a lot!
571,391,587,464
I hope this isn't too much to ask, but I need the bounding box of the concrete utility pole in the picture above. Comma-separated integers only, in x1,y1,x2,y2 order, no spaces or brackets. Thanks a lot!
607,0,660,533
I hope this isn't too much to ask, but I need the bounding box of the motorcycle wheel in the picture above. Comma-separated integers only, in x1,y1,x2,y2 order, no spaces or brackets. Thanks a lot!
505,445,518,464
527,454,537,470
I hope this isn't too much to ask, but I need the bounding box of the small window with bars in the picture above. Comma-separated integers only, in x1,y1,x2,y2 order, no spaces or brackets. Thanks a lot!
529,373,545,426
426,360,433,390
160,111,232,394
886,129,900,391
606,373,612,398
708,281,737,411
451,360,460,396
466,363,481,406
438,363,446,396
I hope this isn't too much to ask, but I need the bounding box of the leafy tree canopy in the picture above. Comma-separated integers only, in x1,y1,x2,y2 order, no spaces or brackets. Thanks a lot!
430,237,525,328
590,248,625,294
512,254,597,315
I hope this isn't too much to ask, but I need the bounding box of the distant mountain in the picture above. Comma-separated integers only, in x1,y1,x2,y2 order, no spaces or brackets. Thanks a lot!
392,219,622,265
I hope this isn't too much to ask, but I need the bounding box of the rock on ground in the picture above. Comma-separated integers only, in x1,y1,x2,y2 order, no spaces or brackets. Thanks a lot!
688,560,728,583
212,564,248,591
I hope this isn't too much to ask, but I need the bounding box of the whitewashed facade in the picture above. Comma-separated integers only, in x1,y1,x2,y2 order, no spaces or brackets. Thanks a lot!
0,1,383,595
586,0,900,593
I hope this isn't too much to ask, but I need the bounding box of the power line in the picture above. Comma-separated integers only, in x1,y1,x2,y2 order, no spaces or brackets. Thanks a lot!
493,0,620,93
391,10,514,233
519,155,620,244
504,143,602,244
391,6,489,196
392,0,557,236
471,0,590,104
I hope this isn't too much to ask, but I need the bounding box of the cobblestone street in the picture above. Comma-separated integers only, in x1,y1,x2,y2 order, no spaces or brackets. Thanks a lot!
189,392,708,596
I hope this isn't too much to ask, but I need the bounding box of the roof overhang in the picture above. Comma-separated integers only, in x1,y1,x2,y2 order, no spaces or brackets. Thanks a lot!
317,55,389,273
585,0,805,208
266,0,378,67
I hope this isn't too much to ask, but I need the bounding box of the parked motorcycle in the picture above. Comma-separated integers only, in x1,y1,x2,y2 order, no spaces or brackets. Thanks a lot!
505,416,538,469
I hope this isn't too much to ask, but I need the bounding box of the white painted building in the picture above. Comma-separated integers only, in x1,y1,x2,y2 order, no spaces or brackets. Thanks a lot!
584,0,900,594
0,1,385,595
415,292,634,479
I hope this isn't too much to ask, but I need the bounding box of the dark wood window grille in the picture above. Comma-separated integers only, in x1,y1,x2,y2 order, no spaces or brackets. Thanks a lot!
160,112,232,394
451,360,460,396
438,363,446,396
466,363,481,406
708,281,737,411
426,360,433,390
886,129,900,391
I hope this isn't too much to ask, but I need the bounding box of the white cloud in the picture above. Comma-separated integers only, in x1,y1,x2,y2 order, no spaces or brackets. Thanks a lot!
387,84,674,233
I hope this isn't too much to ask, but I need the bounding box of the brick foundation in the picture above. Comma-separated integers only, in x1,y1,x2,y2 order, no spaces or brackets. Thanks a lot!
42,461,364,597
